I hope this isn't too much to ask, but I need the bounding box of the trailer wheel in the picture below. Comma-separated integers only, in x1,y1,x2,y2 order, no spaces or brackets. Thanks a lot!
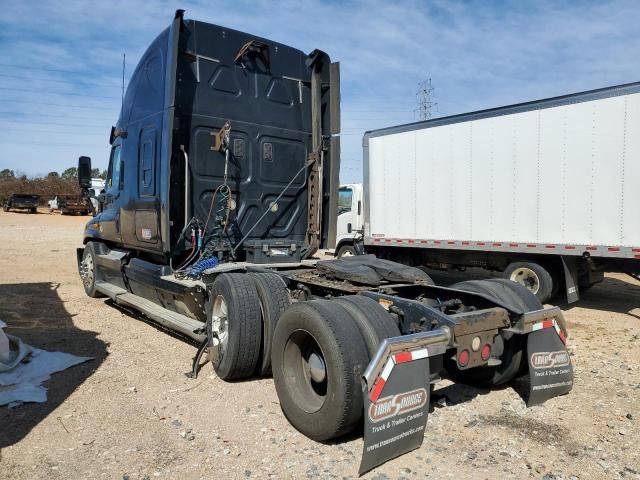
336,244,357,258
503,261,553,303
448,279,542,387
80,242,105,298
2,206,8,212
207,273,262,380
334,295,400,357
271,300,369,441
250,273,291,376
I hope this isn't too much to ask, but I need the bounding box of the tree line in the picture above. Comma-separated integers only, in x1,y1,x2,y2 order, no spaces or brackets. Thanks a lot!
0,168,106,205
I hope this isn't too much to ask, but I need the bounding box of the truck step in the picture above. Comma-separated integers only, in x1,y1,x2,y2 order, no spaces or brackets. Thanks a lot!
114,292,206,343
95,281,127,300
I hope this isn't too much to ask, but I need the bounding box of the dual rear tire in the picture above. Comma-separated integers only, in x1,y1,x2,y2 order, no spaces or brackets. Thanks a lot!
205,273,400,441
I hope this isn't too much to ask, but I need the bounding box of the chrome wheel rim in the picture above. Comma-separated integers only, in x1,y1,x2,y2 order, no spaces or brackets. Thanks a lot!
80,253,94,289
211,295,229,361
510,267,540,294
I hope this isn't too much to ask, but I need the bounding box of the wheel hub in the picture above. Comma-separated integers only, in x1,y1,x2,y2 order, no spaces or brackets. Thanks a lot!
307,352,326,383
80,254,94,288
510,267,540,294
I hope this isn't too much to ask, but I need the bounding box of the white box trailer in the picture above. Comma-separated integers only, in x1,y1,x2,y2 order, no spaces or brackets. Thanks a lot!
360,81,640,303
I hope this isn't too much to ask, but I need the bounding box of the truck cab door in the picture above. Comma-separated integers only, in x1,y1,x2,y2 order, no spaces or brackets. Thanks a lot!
336,185,355,243
101,143,124,241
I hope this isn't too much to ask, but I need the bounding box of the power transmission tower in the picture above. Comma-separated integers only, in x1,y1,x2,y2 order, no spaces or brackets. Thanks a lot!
415,79,437,121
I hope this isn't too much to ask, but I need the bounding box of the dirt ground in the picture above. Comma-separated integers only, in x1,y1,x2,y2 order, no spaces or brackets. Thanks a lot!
0,209,638,480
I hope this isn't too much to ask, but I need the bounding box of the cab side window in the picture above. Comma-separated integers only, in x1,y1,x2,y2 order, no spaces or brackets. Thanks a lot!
338,187,352,215
107,145,123,192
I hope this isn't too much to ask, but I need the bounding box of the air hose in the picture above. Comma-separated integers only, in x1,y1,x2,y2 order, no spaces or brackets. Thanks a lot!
182,256,220,279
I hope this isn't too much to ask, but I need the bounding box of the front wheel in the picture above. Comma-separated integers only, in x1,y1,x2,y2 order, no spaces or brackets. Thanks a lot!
80,242,105,298
336,244,357,258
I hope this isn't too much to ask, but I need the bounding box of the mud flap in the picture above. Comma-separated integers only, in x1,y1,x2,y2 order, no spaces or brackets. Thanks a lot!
525,328,573,407
359,354,430,475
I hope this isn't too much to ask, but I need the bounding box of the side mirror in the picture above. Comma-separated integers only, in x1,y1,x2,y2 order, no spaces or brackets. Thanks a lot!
78,156,92,188
347,223,352,234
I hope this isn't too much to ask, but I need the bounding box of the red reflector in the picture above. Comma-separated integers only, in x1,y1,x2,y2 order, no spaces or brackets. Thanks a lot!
458,350,470,367
480,344,492,361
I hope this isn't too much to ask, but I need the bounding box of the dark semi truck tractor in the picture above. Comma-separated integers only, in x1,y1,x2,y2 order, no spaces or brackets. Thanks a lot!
76,11,573,473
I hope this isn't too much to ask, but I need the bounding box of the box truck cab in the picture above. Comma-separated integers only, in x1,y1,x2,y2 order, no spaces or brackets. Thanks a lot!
335,183,363,257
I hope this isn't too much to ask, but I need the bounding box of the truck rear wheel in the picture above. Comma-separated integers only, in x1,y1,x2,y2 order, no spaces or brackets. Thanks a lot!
334,295,400,357
448,279,542,387
207,273,262,380
80,242,106,298
250,273,291,376
271,300,369,441
503,261,553,303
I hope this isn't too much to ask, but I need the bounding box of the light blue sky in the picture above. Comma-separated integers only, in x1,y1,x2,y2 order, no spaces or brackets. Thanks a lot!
1,0,639,183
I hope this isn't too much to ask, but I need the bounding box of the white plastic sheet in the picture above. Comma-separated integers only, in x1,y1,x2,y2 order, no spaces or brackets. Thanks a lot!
0,321,92,407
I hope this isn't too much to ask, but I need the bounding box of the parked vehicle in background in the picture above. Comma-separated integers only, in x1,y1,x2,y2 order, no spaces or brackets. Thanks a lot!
89,178,105,215
48,194,92,215
3,193,39,213
334,183,363,258
359,81,640,303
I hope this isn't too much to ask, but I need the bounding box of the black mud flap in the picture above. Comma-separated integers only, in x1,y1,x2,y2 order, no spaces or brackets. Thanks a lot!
525,327,573,407
359,354,430,475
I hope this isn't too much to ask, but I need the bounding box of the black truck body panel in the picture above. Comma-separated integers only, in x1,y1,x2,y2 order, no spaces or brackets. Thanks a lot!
84,12,337,262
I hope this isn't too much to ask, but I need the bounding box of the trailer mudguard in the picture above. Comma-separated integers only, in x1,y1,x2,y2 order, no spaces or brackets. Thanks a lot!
359,329,450,475
524,324,574,406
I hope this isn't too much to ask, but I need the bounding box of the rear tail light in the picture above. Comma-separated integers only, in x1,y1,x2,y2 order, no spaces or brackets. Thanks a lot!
458,349,470,367
481,344,492,361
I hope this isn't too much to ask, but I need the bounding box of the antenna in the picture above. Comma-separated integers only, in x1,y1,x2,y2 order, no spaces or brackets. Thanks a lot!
414,79,437,121
121,53,126,113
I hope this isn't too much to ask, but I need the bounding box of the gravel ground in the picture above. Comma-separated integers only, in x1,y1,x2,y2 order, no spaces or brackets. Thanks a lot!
0,209,638,479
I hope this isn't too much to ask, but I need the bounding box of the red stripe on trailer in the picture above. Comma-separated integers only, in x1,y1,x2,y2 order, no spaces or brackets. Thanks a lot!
385,239,392,243
586,246,597,251
408,239,415,244
447,241,455,245
420,240,428,244
434,240,441,244
545,245,556,249
393,352,413,364
565,246,576,250
608,247,620,252
493,242,502,246
509,243,518,247
635,255,640,259
462,241,470,245
369,378,386,402
396,240,403,244
477,242,485,246
527,244,536,248
633,248,640,253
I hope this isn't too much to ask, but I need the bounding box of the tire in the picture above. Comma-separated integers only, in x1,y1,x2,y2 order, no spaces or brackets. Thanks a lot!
448,279,541,387
2,206,7,212
80,242,105,298
250,273,291,376
207,273,262,380
336,244,357,258
334,295,400,357
503,261,553,303
271,299,369,441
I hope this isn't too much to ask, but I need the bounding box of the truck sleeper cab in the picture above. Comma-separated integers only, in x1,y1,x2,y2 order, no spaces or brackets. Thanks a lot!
76,11,573,473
